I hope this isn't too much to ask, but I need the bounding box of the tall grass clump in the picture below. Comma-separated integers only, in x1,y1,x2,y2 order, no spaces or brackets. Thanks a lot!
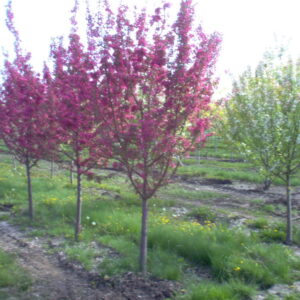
148,218,300,287
0,249,31,291
180,280,256,300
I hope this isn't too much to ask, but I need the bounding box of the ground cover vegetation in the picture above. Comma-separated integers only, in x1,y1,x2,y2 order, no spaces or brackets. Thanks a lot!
0,248,31,299
0,156,300,299
0,0,300,299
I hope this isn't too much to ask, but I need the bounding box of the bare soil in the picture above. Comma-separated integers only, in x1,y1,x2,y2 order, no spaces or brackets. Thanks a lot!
175,175,300,217
0,221,179,300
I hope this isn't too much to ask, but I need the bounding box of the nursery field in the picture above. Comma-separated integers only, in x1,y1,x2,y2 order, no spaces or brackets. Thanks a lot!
0,139,300,300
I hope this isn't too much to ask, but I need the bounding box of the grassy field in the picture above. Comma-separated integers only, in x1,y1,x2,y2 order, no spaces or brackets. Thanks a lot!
0,137,300,299
0,249,31,300
185,137,300,186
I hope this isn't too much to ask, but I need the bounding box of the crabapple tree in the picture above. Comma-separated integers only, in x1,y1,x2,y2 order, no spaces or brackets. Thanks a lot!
0,1,56,219
88,0,221,273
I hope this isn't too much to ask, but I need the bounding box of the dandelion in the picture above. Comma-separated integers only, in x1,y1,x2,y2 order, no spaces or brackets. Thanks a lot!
86,216,90,220
92,221,96,226
233,266,241,271
43,197,58,206
160,216,170,224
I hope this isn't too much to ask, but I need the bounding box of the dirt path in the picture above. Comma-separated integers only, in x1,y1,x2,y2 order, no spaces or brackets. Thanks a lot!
176,176,300,213
0,221,178,300
0,221,121,300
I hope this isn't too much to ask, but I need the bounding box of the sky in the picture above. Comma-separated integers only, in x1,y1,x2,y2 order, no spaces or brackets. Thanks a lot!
1,0,300,96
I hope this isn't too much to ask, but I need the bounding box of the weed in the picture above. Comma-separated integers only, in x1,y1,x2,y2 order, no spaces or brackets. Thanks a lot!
187,206,217,223
64,243,99,270
250,198,264,205
247,217,269,229
262,204,277,213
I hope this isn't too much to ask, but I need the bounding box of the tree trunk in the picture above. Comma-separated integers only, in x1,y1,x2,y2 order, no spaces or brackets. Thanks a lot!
74,166,82,241
286,176,292,245
139,197,148,276
177,156,184,167
262,178,272,191
70,161,74,185
25,158,33,220
50,160,54,178
12,156,17,170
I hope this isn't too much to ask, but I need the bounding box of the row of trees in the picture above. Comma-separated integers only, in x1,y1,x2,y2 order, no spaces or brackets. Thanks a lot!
219,50,300,245
0,0,220,274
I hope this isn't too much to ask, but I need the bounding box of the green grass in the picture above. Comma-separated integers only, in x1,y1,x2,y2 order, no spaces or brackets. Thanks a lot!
248,219,300,245
187,206,218,222
1,156,300,299
194,137,245,160
0,249,31,296
284,294,300,300
177,165,265,183
179,280,256,300
149,222,299,288
183,159,253,170
64,242,103,270
161,185,228,200
177,164,300,186
247,217,269,229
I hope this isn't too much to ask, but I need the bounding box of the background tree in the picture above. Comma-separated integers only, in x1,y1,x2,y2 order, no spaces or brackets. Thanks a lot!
0,1,54,219
47,5,107,240
219,51,300,244
88,0,221,274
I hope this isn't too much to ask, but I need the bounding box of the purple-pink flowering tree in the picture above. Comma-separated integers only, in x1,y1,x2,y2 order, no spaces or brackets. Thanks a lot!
88,0,221,274
0,1,55,219
47,3,108,241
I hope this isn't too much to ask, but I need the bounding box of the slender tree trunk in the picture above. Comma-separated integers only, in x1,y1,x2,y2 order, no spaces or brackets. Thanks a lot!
74,165,82,241
263,178,272,191
139,197,148,276
177,156,184,167
25,158,33,220
70,161,74,185
12,156,17,170
50,160,54,178
286,176,292,245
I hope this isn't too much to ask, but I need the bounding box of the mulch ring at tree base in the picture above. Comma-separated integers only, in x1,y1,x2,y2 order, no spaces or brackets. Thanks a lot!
57,249,182,300
93,272,182,300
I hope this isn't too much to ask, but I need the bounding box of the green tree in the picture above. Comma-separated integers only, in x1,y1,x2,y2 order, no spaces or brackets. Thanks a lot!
220,51,300,244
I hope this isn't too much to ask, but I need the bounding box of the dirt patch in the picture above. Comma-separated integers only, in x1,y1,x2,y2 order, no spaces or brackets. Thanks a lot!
0,221,180,300
201,178,233,185
172,177,300,223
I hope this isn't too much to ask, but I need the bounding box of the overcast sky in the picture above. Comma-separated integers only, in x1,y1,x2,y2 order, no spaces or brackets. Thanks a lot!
1,0,300,96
